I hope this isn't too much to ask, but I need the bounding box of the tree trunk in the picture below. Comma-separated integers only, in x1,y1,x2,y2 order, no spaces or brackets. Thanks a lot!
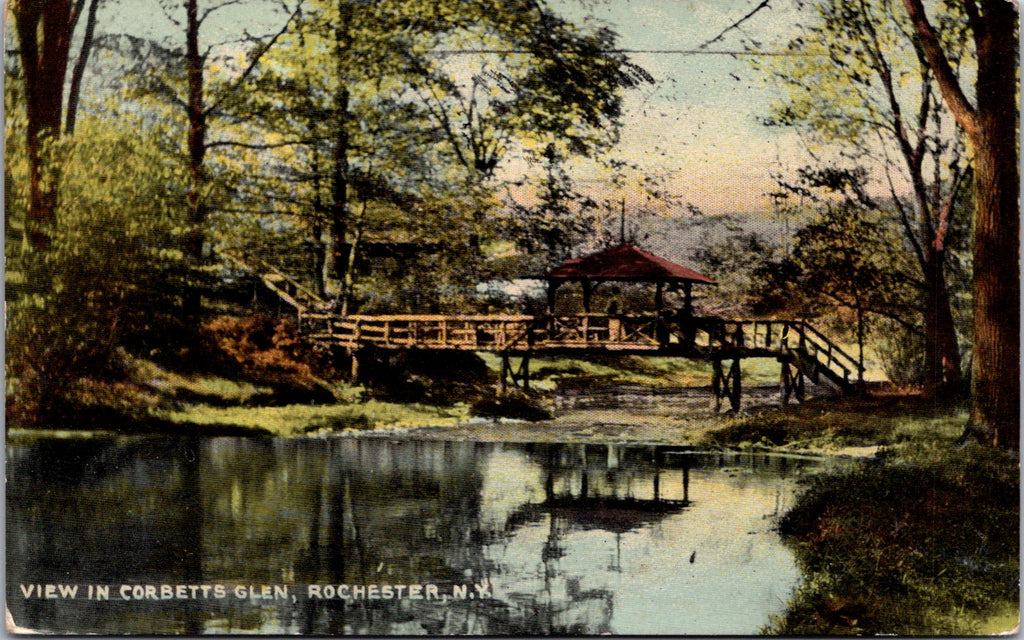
970,2,1019,448
310,151,328,297
64,0,100,135
184,0,207,264
340,198,366,316
923,249,962,391
329,85,350,286
902,0,1019,448
14,0,76,250
324,0,353,288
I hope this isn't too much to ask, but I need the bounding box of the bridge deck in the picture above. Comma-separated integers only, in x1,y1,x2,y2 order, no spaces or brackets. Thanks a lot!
298,312,861,387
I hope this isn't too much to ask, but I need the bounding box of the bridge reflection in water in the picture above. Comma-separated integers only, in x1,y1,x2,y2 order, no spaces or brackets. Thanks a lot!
8,437,825,635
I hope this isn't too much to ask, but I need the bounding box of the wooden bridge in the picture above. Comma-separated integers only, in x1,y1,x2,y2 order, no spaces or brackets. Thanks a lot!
222,250,864,410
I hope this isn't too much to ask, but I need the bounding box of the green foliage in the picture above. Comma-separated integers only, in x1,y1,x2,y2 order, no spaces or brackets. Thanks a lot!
208,0,645,309
874,318,927,386
754,0,975,388
5,107,192,424
694,229,788,316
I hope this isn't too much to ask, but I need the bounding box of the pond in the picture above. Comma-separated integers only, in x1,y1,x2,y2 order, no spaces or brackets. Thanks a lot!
7,436,833,635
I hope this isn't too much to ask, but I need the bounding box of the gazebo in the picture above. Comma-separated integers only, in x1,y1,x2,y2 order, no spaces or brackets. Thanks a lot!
540,243,716,315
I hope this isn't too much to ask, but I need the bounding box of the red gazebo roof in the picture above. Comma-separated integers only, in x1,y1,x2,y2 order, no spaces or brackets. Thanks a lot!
544,244,716,284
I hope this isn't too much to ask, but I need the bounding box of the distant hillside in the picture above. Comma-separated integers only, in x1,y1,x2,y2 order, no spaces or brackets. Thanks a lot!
610,212,794,265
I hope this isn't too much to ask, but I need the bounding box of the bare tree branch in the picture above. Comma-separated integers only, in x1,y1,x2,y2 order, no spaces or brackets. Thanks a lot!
697,0,772,49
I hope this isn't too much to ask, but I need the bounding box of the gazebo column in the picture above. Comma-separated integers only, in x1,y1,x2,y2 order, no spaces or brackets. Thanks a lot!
655,281,664,313
546,280,562,314
581,279,592,313
683,281,693,316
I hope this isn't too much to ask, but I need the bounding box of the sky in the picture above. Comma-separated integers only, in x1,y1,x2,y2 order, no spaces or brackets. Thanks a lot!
553,0,816,216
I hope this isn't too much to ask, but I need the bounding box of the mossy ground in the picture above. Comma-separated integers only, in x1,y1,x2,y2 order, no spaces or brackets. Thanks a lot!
765,440,1019,636
703,392,970,450
705,394,1020,637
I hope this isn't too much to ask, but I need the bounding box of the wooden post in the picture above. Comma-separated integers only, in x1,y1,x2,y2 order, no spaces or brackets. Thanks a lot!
350,349,360,383
780,358,792,405
683,281,693,316
546,280,560,314
499,353,509,393
711,358,724,412
582,279,592,313
682,462,690,503
729,358,741,411
521,353,531,391
655,281,664,314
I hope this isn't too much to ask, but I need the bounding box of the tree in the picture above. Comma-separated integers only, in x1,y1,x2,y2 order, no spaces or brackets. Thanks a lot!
758,0,970,392
5,105,191,425
113,0,300,288
788,200,923,378
216,0,646,309
504,143,600,268
900,0,1019,448
10,0,77,249
64,0,101,134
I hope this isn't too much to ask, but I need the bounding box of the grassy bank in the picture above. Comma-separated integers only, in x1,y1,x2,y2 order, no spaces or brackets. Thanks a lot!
702,393,969,450
7,350,472,437
768,440,1019,635
704,397,1020,636
157,399,470,436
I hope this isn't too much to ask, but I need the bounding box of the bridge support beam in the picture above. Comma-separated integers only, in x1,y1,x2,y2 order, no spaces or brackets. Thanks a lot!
348,348,361,384
499,352,532,393
779,358,805,405
711,358,742,412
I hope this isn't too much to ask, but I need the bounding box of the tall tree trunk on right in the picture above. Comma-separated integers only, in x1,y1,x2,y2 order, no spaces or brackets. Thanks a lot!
902,0,1019,448
970,27,1019,448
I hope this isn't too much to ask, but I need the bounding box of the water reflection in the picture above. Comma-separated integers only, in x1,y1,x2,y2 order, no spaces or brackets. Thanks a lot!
7,437,824,635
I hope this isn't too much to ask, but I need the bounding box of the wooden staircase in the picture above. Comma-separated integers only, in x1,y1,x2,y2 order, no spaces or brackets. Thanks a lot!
219,250,328,314
714,320,862,393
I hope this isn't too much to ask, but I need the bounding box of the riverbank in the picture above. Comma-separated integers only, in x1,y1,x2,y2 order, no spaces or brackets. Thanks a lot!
767,439,1019,635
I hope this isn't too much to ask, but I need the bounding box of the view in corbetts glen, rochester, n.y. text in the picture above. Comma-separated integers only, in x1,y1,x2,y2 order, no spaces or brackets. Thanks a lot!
5,0,1019,635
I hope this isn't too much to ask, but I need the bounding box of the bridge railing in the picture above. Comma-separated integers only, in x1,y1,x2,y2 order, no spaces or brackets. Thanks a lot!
303,313,683,351
298,312,862,383
220,249,326,313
